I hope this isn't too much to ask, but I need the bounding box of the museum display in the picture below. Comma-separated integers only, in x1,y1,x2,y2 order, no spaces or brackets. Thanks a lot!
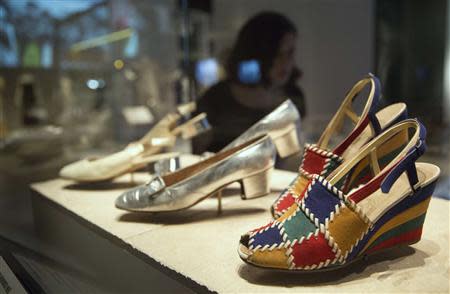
0,0,448,292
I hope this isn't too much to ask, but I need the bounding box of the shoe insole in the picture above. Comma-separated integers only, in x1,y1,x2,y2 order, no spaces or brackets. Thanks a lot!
340,103,406,160
351,162,440,223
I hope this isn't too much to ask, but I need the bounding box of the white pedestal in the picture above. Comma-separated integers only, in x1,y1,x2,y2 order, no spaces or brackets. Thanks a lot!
31,170,449,293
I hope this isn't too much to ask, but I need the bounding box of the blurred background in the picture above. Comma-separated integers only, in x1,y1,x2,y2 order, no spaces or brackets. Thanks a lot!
0,0,449,291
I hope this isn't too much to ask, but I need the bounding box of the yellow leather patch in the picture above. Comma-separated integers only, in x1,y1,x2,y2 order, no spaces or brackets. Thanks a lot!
292,174,310,196
328,207,369,254
250,249,289,269
360,196,431,253
277,202,298,222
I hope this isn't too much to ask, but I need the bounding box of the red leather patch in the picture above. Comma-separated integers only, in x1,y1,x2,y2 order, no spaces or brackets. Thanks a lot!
275,192,296,214
291,232,336,268
301,149,327,175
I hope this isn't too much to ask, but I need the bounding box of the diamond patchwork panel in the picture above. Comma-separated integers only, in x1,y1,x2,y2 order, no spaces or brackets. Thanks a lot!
290,232,336,269
250,248,289,269
291,174,311,197
250,226,283,249
282,208,317,242
273,176,311,218
300,144,343,177
302,181,342,225
328,206,369,254
275,191,297,215
300,148,327,175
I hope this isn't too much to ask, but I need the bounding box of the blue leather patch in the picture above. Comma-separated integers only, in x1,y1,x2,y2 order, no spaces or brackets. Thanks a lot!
303,181,342,224
251,225,283,248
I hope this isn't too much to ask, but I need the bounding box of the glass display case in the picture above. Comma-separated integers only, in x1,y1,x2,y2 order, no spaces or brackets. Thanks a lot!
0,0,448,292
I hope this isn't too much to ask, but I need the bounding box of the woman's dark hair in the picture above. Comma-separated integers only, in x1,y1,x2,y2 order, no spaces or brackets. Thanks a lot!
226,11,301,87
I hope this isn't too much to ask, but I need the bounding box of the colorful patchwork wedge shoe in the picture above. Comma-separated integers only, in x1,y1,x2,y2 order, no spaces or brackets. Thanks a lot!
59,102,210,182
238,119,440,271
271,74,408,218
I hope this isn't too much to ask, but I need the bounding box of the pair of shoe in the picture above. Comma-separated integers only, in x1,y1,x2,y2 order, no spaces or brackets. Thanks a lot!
59,102,210,182
237,75,440,272
114,99,301,212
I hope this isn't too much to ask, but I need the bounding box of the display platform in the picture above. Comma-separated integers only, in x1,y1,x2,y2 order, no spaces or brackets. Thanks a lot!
31,170,449,293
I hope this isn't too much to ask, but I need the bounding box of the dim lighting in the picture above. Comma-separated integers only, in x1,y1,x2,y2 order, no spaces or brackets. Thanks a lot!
114,59,124,70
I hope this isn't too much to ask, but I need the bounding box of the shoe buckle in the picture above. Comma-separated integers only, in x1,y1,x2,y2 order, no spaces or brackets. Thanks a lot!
413,139,426,158
409,140,423,194
415,140,422,150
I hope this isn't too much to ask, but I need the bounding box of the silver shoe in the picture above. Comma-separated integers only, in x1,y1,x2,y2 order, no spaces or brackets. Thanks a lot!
153,99,301,175
115,135,276,212
225,99,301,157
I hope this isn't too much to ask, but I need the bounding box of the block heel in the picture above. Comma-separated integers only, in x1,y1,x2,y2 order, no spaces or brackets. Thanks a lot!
272,124,300,158
240,168,272,200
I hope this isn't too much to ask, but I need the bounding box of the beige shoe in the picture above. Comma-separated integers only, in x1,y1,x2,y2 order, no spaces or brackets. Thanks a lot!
59,103,210,182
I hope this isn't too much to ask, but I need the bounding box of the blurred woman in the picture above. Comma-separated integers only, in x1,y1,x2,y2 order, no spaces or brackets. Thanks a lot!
193,11,305,154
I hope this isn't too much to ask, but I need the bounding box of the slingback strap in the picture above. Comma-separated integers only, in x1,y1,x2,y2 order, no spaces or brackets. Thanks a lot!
331,74,382,155
173,101,198,126
172,112,211,140
176,101,197,117
380,120,427,193
367,74,382,135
